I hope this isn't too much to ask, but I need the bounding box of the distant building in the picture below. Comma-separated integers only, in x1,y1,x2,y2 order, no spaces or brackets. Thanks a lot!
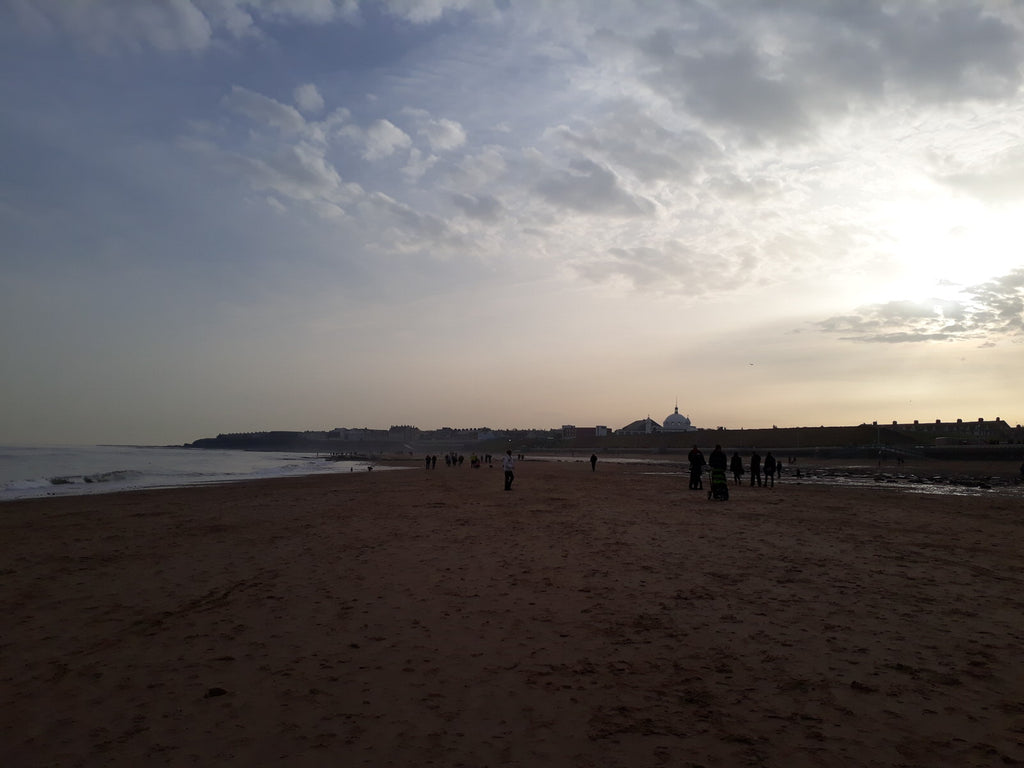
662,404,697,432
618,416,662,435
562,425,610,439
880,417,1016,444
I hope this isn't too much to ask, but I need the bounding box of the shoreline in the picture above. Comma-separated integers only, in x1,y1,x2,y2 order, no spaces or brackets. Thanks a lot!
1,461,1021,766
4,453,1021,505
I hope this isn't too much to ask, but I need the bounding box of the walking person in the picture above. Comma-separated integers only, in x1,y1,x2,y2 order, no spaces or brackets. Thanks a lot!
502,449,516,491
590,453,598,472
749,450,762,487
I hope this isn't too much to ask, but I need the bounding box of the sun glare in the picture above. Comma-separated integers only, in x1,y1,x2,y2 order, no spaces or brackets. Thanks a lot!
867,195,1020,305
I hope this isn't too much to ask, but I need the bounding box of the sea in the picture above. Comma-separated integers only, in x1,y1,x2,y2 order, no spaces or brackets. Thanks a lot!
0,445,380,502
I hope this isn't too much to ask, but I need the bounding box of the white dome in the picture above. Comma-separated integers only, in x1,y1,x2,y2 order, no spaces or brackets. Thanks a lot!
663,406,694,431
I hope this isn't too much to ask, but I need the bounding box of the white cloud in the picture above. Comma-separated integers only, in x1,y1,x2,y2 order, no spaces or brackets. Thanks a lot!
224,141,342,201
223,86,307,134
421,117,467,151
247,0,358,24
381,0,478,24
815,268,1024,343
936,144,1024,203
294,83,325,115
402,148,438,181
453,147,507,187
361,119,413,160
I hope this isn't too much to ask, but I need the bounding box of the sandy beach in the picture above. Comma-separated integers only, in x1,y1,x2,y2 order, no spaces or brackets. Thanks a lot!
1,459,1022,767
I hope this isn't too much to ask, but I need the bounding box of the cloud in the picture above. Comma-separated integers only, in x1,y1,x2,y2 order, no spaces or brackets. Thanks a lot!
5,0,361,52
449,192,503,221
815,268,1024,343
402,148,438,181
875,4,1022,101
6,0,214,52
548,106,720,183
294,83,325,115
453,147,507,187
221,141,345,204
935,144,1024,203
421,117,467,151
401,108,467,152
536,158,656,217
619,2,1024,143
572,245,693,291
345,119,413,160
362,192,459,253
223,86,307,134
674,46,811,142
380,0,477,24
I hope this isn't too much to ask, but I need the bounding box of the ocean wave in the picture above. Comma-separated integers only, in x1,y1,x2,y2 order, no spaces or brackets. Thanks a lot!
0,446,383,501
82,469,144,484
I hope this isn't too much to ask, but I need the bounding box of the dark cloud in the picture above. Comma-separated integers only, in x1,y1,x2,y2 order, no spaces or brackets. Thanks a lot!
815,268,1024,343
629,2,1023,142
875,5,1021,101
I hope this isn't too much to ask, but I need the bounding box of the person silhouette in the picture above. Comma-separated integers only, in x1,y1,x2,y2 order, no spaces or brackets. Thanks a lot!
502,450,516,491
730,451,744,485
687,445,705,490
763,452,776,488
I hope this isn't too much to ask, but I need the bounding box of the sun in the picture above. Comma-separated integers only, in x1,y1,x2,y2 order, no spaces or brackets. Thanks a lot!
867,193,1021,305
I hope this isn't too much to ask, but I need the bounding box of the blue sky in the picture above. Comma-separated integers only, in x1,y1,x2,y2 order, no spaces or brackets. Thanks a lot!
2,0,1023,445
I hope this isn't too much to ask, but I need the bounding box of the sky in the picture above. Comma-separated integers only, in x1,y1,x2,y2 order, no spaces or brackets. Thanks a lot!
2,0,1023,446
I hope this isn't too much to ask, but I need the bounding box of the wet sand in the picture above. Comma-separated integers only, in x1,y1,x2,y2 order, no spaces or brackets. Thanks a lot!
1,459,1022,767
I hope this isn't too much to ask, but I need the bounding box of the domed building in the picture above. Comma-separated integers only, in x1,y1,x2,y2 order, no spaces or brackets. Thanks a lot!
662,403,697,432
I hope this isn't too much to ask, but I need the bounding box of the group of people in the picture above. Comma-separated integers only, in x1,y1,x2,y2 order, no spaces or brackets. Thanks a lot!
425,451,504,469
687,445,784,489
424,449,518,491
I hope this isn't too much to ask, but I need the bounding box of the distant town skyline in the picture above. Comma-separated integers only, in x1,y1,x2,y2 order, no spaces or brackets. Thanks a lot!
204,412,1022,438
2,3,1022,446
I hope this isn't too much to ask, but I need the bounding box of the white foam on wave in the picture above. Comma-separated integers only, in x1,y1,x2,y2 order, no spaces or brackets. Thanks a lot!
0,445,383,502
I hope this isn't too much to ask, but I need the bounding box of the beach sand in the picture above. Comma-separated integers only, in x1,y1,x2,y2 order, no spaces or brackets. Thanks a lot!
1,459,1021,767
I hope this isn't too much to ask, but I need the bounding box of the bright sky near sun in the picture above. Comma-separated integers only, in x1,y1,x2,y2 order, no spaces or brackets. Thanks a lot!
2,1,1023,445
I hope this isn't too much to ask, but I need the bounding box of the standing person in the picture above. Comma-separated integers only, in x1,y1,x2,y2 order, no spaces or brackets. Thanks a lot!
590,453,598,472
763,452,777,488
708,445,727,473
502,449,516,491
750,450,762,487
707,444,729,500
687,445,706,490
730,451,744,485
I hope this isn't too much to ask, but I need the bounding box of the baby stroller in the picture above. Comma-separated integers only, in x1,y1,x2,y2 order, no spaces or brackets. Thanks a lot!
708,467,729,501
